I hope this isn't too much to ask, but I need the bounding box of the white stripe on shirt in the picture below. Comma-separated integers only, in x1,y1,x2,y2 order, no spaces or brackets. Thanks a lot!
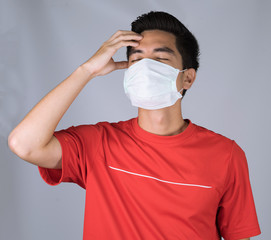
108,165,212,189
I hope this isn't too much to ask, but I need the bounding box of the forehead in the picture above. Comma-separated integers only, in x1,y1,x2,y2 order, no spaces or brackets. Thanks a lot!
132,30,177,51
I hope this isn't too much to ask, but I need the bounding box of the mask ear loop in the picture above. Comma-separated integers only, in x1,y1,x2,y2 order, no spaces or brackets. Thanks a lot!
178,88,184,99
178,69,187,98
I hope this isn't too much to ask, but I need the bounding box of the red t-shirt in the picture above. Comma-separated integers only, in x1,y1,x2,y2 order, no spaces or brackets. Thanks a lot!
38,117,261,240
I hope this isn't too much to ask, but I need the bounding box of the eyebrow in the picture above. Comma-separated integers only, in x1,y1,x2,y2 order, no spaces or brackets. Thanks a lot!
154,47,175,55
129,46,176,57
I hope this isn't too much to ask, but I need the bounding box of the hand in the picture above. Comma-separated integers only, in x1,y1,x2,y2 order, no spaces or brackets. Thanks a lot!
81,30,143,77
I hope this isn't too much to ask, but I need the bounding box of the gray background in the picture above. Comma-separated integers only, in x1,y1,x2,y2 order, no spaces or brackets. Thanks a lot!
1,0,270,239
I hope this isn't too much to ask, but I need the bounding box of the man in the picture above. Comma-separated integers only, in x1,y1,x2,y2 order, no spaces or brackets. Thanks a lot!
8,11,261,240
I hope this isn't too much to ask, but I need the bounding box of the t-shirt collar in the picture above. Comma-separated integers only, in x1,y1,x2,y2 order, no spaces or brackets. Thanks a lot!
131,117,197,144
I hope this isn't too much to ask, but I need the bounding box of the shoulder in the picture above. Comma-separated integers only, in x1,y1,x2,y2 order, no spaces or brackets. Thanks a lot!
193,121,233,143
191,121,248,167
65,118,132,132
96,118,134,131
55,118,135,142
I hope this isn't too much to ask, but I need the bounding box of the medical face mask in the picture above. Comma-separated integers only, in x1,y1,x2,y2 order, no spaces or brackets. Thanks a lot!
123,58,187,110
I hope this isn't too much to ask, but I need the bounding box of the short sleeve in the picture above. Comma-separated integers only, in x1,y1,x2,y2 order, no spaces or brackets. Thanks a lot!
217,140,261,240
38,124,102,189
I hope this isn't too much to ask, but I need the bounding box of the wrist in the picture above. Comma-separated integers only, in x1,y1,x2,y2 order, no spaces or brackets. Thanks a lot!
79,62,97,79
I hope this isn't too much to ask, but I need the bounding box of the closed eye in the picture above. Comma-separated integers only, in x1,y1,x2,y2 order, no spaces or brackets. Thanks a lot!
131,58,142,63
156,58,169,61
131,58,168,63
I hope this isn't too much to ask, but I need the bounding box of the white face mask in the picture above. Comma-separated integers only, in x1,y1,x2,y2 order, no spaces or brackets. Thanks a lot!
123,58,187,110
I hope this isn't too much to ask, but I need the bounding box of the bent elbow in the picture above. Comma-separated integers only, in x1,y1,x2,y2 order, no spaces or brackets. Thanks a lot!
8,133,32,160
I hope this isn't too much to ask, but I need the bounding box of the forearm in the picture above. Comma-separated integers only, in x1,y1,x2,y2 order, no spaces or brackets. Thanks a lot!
8,64,94,158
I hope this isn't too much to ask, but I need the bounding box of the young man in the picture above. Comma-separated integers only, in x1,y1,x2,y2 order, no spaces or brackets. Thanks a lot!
8,11,261,240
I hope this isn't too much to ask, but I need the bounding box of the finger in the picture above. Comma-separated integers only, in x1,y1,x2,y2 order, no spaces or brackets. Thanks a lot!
109,30,139,40
115,61,128,70
112,40,140,51
106,40,140,54
110,33,143,45
108,30,142,42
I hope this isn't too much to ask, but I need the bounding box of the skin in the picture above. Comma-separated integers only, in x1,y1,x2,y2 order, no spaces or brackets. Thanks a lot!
7,29,251,240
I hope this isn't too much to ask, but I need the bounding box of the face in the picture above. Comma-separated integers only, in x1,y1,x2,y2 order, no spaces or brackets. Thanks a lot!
128,30,195,93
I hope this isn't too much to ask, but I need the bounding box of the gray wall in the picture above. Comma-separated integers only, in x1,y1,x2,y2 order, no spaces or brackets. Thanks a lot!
1,0,270,239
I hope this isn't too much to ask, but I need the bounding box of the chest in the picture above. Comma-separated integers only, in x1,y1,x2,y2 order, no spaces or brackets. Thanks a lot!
98,139,225,213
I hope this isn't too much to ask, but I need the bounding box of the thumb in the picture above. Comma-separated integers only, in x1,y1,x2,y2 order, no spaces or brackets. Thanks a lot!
115,61,128,70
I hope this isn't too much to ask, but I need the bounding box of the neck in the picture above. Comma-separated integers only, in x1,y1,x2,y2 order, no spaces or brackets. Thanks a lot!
137,101,188,136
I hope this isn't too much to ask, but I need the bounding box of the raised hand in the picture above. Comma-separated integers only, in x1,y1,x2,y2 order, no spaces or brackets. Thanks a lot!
82,30,143,77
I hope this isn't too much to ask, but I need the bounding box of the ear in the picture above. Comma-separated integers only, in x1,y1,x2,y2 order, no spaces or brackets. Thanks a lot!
183,68,196,90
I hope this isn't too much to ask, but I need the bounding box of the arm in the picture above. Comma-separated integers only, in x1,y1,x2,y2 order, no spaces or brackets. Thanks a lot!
8,30,142,169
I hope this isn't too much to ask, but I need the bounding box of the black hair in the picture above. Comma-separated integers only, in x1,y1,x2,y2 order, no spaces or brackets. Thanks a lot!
127,11,200,98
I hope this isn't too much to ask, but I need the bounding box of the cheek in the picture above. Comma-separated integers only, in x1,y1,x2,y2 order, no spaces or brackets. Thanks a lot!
176,74,183,91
